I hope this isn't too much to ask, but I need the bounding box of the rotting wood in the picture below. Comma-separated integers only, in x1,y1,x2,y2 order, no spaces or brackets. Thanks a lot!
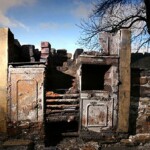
46,93,79,98
46,115,79,122
46,109,79,114
46,99,79,103
46,104,79,108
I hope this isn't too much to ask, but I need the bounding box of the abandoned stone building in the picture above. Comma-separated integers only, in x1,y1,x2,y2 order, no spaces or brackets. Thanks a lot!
0,27,150,149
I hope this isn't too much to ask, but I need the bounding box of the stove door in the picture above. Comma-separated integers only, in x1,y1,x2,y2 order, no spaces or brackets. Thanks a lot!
80,98,116,132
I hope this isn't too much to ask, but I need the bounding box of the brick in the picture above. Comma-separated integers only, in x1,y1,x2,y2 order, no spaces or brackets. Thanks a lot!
41,48,50,54
41,41,51,48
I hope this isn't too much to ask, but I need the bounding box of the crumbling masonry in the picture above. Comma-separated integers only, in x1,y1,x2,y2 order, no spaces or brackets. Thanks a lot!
0,28,150,149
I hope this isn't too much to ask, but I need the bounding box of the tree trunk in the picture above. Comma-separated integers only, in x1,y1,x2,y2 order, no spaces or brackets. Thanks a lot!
144,0,150,34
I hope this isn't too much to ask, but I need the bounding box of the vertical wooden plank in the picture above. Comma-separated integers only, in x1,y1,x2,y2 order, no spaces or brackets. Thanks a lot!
117,29,131,132
0,28,9,133
0,28,14,133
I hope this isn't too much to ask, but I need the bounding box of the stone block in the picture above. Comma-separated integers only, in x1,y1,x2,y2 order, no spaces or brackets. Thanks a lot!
132,77,148,85
104,85,112,92
131,53,150,69
34,49,41,61
41,41,51,48
51,48,56,54
57,49,67,55
73,48,83,60
131,86,150,97
21,45,35,62
67,53,72,59
41,48,50,54
140,77,148,85
40,53,49,59
21,45,35,57
99,31,120,55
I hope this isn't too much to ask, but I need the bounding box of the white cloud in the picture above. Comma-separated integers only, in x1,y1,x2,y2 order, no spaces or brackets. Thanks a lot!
71,0,93,19
0,0,36,30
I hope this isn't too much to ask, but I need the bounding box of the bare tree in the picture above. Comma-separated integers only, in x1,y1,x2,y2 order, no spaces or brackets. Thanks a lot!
79,0,150,52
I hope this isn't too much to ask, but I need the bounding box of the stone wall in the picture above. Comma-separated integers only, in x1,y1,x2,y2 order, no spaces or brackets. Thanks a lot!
130,53,150,134
1,27,150,148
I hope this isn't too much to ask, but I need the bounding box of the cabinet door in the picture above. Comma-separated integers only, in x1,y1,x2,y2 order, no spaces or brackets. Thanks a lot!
8,67,44,122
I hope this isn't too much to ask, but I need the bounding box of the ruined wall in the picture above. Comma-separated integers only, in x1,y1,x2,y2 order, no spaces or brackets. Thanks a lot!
0,28,40,133
130,53,150,134
0,27,45,140
7,65,45,140
1,27,150,146
99,29,131,133
78,55,119,136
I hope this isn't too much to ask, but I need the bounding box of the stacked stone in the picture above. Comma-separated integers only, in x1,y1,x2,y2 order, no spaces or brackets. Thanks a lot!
51,49,67,66
34,49,41,61
130,53,150,134
13,39,22,62
99,32,120,55
55,50,74,73
73,48,83,60
40,42,51,63
51,48,56,55
21,45,35,62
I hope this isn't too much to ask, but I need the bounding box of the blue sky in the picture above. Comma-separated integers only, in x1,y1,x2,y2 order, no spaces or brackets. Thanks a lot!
0,0,94,53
